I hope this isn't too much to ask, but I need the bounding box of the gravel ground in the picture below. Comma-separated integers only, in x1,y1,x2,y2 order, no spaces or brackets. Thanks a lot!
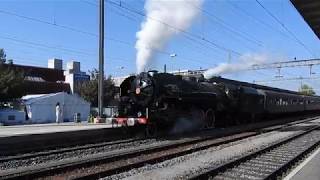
309,118,320,123
0,138,162,171
103,129,304,180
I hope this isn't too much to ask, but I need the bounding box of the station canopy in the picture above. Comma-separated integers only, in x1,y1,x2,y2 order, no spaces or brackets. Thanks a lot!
291,0,320,39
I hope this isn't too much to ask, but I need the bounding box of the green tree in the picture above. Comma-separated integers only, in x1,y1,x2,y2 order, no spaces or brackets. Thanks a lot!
0,48,6,64
0,64,24,101
75,69,118,107
299,84,316,96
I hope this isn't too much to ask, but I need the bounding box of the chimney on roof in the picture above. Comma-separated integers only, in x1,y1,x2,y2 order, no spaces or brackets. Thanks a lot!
48,58,63,70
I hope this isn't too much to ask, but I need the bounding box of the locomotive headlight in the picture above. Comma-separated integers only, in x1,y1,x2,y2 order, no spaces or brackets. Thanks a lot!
136,88,141,94
137,111,142,117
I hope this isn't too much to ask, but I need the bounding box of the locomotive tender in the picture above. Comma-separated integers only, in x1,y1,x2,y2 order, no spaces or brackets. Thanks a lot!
115,71,320,133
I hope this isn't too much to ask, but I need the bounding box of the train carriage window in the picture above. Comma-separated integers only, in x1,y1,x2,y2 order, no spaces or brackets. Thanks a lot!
292,99,297,105
299,99,304,105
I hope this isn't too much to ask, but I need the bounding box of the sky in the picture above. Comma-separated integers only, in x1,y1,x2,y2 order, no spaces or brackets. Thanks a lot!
0,0,320,93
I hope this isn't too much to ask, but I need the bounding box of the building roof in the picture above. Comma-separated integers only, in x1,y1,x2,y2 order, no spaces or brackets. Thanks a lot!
22,93,63,104
291,0,320,39
22,92,90,105
2,63,65,82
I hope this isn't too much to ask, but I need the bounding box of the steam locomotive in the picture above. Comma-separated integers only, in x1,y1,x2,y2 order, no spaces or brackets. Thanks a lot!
115,71,320,134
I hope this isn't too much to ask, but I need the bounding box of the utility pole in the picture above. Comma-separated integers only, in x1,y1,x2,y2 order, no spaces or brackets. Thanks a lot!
98,0,104,117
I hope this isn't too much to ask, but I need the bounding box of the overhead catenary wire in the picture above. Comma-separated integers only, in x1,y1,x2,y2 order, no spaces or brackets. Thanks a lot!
186,0,263,47
2,32,212,69
0,6,213,67
93,0,238,61
226,0,293,41
81,0,226,66
106,0,242,56
0,35,96,56
109,1,231,60
255,0,316,58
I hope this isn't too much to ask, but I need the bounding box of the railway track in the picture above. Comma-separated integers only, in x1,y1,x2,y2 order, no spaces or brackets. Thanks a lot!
0,116,318,179
0,132,257,179
190,125,320,179
0,137,145,163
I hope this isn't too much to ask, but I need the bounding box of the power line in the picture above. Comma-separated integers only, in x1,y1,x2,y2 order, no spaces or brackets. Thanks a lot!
255,0,316,58
84,0,229,59
0,9,98,37
0,35,96,56
79,0,233,66
0,6,210,66
254,76,320,83
251,58,320,70
3,33,212,70
104,1,227,66
108,5,141,22
109,2,231,60
106,0,242,56
227,0,293,41
0,1,236,70
186,0,263,47
80,0,98,6
104,0,236,60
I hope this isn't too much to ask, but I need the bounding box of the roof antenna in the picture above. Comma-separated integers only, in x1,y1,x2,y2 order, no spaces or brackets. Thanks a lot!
53,1,56,25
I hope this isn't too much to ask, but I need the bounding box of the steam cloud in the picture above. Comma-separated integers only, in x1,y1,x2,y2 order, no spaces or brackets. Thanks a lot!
135,0,204,73
203,53,268,79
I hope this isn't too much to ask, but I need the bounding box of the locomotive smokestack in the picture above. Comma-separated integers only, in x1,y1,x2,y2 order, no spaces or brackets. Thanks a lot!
135,0,204,73
164,64,167,73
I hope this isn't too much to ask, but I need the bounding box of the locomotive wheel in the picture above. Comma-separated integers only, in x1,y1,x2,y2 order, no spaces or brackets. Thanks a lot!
191,108,205,127
205,109,215,128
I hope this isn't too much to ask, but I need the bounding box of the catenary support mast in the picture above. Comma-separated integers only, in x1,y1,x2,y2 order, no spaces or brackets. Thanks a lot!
98,0,104,117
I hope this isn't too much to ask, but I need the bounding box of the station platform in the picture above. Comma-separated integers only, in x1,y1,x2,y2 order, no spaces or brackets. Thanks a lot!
285,146,320,180
0,122,126,156
0,122,116,138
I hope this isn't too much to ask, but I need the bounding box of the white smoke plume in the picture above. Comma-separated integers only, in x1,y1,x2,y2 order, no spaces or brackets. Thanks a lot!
135,0,204,73
203,53,268,79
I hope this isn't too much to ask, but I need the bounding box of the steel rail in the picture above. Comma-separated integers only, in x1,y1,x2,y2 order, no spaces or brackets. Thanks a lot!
189,124,320,179
1,132,257,179
1,116,318,179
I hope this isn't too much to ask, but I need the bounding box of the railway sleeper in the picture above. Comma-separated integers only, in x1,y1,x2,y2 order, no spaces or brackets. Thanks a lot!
240,162,275,172
228,167,270,178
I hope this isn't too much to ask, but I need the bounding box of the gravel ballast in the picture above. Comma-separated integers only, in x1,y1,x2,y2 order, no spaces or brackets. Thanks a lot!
0,138,161,171
104,129,304,180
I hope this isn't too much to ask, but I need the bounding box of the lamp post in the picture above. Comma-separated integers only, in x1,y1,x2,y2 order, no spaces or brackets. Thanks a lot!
164,53,177,73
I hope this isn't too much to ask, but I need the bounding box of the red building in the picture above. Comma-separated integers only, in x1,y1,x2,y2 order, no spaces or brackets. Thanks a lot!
3,61,71,95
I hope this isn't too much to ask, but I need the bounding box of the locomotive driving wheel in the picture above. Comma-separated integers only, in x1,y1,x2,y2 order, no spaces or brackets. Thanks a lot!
205,109,215,128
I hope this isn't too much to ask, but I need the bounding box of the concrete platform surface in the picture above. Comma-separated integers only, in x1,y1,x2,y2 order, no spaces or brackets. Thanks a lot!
0,122,115,138
0,122,127,156
285,147,320,180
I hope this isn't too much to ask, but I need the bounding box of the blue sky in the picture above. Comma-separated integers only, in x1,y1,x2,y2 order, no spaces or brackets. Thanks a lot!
1,0,320,93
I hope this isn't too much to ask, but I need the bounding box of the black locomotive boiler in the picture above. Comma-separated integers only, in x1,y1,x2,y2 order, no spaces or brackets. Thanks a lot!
115,71,320,133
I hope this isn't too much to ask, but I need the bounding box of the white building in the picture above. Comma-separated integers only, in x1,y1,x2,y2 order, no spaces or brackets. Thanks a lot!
22,92,90,124
0,109,25,125
64,61,90,93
